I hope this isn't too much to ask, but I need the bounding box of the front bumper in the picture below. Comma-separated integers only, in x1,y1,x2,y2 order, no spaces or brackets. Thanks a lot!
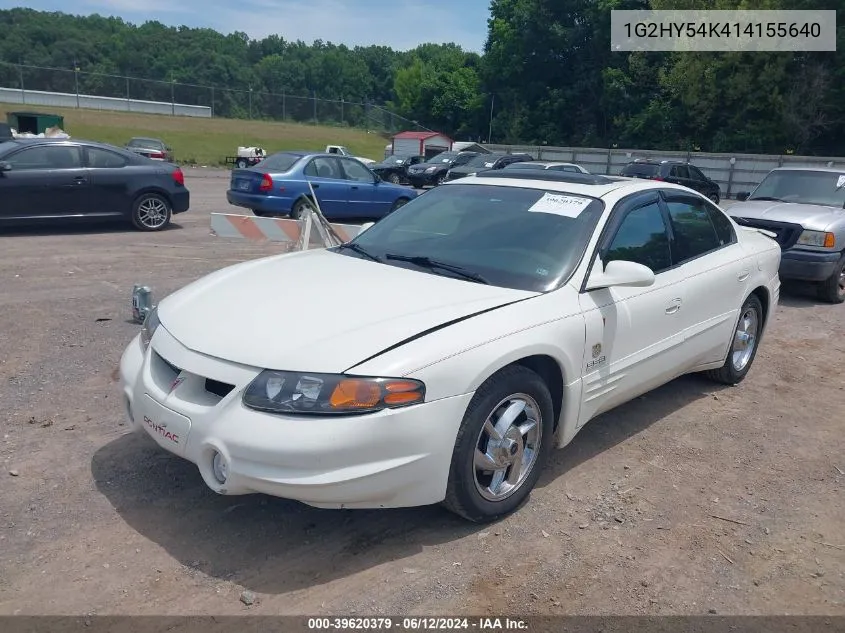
779,248,842,282
118,327,472,509
407,171,444,186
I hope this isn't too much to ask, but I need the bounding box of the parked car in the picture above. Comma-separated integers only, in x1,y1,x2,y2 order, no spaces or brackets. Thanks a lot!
226,151,417,220
125,137,174,162
119,168,780,523
406,151,479,188
0,138,189,231
446,153,534,181
620,159,721,204
505,160,589,174
369,154,425,184
730,167,845,303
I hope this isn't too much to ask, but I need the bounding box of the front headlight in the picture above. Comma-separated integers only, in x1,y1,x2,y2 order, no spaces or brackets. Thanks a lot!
796,230,835,248
242,370,425,415
425,166,437,173
140,306,161,350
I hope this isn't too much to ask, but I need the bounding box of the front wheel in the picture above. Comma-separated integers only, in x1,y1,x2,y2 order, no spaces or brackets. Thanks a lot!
705,293,764,385
389,197,410,213
817,256,845,304
131,193,172,231
387,173,402,184
442,365,554,523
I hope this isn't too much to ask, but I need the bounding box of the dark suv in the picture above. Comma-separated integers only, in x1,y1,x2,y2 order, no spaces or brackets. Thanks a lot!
446,152,534,181
406,151,479,188
620,159,721,204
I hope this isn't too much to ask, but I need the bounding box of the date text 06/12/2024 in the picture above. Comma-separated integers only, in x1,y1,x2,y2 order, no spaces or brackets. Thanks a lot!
307,617,528,631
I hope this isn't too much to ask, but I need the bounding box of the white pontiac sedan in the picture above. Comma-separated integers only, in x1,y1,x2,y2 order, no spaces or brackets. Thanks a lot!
118,170,781,522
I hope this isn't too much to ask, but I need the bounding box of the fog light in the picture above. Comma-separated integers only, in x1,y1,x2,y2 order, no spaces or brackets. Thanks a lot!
211,451,228,484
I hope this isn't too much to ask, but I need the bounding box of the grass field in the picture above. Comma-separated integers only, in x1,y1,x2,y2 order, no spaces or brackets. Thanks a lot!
1,103,391,166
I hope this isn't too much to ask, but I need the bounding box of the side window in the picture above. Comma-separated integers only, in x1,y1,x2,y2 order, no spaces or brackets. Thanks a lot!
665,198,723,263
689,166,708,181
706,205,737,246
604,201,672,273
671,165,689,179
341,158,374,183
454,154,473,166
6,145,83,170
304,157,341,179
87,147,128,168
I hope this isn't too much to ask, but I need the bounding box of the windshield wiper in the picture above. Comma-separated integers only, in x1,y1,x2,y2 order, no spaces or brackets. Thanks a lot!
336,242,381,263
748,196,784,202
384,254,490,284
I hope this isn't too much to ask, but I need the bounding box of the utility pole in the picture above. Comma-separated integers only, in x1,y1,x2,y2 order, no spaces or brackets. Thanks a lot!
249,86,253,119
313,91,317,124
19,62,25,104
170,72,175,115
74,60,80,108
488,94,495,144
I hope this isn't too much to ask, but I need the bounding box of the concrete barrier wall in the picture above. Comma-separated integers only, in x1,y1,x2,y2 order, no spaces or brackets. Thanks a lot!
0,87,211,118
483,144,845,198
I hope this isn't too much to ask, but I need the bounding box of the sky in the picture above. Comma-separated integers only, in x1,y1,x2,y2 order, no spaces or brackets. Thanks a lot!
9,0,491,52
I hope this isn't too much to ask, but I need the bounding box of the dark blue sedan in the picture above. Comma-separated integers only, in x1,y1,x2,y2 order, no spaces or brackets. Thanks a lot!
226,151,418,220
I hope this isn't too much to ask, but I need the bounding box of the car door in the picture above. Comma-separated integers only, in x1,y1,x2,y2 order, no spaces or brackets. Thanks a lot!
0,144,89,219
339,157,382,218
302,156,349,216
576,191,689,427
659,190,751,366
83,145,133,214
687,165,716,197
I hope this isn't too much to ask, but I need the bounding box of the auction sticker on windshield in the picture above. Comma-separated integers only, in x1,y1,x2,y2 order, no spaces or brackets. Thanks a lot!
528,192,592,218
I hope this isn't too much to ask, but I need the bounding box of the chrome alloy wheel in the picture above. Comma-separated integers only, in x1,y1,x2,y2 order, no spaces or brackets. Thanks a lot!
473,394,542,502
731,306,759,372
137,197,169,229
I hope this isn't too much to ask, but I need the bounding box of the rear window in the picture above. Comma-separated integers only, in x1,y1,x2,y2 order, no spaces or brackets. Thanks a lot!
621,163,660,177
260,153,303,172
128,138,162,149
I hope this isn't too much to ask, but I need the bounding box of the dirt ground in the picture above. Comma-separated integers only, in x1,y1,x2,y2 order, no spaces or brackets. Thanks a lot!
1,171,844,617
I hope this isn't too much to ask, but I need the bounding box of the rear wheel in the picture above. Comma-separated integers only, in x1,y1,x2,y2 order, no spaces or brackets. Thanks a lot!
387,173,402,184
236,158,248,168
131,193,171,231
290,197,314,220
708,193,720,205
705,294,763,385
435,174,447,185
442,365,554,523
817,256,845,304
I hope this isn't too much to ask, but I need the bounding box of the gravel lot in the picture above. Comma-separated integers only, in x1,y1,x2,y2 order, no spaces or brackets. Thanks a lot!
1,170,844,616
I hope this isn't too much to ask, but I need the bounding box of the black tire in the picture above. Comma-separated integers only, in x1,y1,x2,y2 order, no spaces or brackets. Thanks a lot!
817,255,845,304
435,174,447,186
236,158,248,168
387,173,402,184
708,193,720,205
442,365,555,523
130,193,172,231
389,197,410,213
705,293,764,385
290,197,314,220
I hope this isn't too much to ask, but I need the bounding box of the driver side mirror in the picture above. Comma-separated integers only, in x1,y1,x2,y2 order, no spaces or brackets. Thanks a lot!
373,173,381,184
585,259,655,291
735,191,750,201
0,161,11,172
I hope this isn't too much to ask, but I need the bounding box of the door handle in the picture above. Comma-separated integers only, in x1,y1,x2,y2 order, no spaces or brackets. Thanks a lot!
737,270,750,282
665,298,682,314
74,176,87,183
311,183,320,189
351,186,359,190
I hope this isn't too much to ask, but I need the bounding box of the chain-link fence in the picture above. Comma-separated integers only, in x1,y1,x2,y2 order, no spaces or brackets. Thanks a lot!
0,62,432,134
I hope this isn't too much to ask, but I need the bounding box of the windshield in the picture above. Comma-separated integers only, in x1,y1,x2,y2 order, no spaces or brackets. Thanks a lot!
466,154,501,168
423,152,460,164
338,183,604,292
259,152,302,172
749,170,845,207
621,163,659,177
128,138,162,149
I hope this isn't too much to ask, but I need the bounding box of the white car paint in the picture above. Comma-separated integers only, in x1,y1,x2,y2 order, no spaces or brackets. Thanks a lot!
118,174,781,516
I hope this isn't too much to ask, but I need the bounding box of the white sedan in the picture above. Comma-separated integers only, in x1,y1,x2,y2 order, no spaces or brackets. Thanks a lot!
118,169,781,522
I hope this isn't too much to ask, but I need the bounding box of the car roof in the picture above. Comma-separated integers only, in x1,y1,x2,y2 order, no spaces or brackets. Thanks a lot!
769,166,845,173
447,170,692,199
2,138,124,151
628,158,686,165
513,161,581,168
128,136,163,142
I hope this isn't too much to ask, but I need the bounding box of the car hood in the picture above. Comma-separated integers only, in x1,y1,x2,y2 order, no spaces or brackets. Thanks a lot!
408,163,447,172
156,249,537,373
729,200,845,232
